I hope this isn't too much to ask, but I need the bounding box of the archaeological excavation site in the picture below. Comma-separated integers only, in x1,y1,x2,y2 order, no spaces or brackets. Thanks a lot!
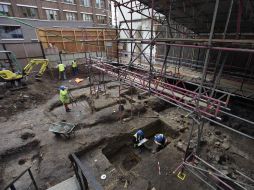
0,0,254,190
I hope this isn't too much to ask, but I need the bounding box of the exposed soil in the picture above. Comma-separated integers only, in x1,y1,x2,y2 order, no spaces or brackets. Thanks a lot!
0,78,59,120
0,68,253,190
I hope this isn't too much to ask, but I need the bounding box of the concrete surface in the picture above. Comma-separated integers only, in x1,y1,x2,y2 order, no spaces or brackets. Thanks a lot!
47,176,80,190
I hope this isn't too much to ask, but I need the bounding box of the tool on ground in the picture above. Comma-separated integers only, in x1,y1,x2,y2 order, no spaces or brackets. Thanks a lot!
158,161,161,175
138,138,148,147
177,171,186,180
100,174,106,180
75,78,84,83
49,122,76,139
101,174,107,180
68,91,89,109
68,91,78,107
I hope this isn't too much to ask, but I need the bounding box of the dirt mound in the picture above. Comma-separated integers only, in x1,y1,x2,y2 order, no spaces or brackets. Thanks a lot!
0,78,59,119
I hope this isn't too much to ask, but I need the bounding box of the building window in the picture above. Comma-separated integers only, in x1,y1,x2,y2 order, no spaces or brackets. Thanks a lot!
19,6,38,18
66,12,76,20
95,0,105,9
0,4,13,16
63,0,75,4
82,13,93,21
109,17,112,25
108,2,111,11
45,9,58,20
96,15,106,24
123,43,127,51
80,0,90,7
0,25,23,39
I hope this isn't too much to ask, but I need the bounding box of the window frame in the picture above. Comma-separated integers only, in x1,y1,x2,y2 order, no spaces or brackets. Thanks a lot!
62,0,75,4
108,2,111,11
0,25,24,40
18,5,39,19
81,13,93,22
100,0,105,9
96,15,107,24
95,0,105,9
80,0,91,7
65,12,77,21
109,16,112,25
45,9,59,20
0,4,13,16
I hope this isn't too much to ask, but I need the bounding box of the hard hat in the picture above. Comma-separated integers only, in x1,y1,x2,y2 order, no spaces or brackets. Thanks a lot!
154,134,164,143
59,85,66,90
136,130,144,136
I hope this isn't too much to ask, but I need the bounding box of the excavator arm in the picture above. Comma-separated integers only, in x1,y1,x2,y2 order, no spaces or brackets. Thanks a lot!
23,59,49,78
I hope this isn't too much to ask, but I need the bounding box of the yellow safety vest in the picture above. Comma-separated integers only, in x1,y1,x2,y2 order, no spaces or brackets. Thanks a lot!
72,61,77,68
59,89,70,104
58,64,65,72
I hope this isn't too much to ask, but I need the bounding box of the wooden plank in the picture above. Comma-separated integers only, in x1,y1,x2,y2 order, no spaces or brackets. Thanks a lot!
36,28,117,55
60,29,65,50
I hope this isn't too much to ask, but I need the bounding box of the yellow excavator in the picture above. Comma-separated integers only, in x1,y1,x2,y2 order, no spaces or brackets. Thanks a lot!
0,51,49,89
23,59,49,79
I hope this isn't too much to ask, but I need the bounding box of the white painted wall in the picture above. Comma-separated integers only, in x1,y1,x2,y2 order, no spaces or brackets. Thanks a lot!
113,0,157,64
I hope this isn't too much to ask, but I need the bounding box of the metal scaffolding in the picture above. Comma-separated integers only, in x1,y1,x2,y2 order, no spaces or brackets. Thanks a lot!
83,0,254,189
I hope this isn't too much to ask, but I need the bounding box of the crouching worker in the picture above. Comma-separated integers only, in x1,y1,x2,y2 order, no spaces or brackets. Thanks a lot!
154,134,167,152
133,130,144,148
59,86,71,112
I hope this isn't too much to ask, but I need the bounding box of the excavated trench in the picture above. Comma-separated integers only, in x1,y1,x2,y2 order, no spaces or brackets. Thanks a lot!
70,112,198,190
2,78,253,190
77,119,180,173
65,86,182,177
45,84,175,132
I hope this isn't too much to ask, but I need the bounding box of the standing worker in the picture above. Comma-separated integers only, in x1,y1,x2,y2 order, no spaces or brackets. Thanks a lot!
58,62,66,80
71,59,78,76
133,130,145,148
154,134,167,152
59,86,71,112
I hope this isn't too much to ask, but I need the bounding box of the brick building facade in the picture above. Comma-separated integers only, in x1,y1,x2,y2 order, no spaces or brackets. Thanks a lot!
0,0,112,42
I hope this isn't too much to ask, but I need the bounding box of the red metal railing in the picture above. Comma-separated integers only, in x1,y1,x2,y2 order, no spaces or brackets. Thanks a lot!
88,59,230,119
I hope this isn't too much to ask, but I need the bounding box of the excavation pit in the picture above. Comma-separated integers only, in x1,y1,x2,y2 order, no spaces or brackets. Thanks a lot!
2,71,253,190
72,117,210,190
102,120,177,172
104,145,141,172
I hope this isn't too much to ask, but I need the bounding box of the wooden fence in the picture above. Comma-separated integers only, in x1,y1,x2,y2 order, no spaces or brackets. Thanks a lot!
37,28,117,57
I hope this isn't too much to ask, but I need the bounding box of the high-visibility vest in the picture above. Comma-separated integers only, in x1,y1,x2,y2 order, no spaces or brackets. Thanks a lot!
72,60,77,68
58,64,65,72
59,89,70,104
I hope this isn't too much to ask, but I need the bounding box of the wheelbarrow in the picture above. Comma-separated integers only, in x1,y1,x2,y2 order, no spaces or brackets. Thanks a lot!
49,122,76,139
